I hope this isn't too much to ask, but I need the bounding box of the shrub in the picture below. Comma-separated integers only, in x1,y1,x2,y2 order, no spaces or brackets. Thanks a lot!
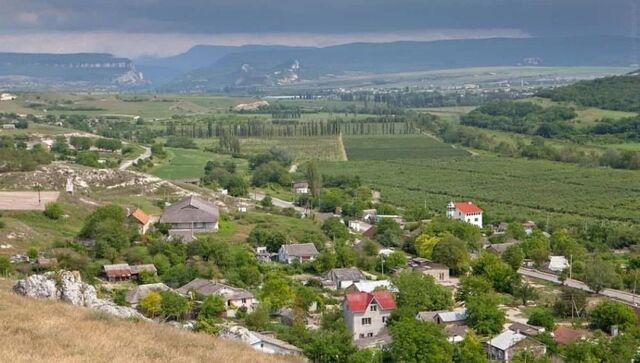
44,202,64,220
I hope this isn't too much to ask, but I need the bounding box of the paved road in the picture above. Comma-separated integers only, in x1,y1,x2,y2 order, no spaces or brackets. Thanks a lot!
119,146,151,171
250,191,306,213
519,268,640,306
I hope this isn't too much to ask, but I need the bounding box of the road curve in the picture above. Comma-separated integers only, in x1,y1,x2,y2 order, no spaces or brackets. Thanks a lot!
119,145,151,171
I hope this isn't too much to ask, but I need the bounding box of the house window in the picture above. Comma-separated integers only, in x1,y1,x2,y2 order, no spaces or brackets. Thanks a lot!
474,218,479,222
382,316,388,323
359,334,365,339
260,343,264,348
367,333,374,337
241,298,247,303
362,318,372,325
370,304,378,312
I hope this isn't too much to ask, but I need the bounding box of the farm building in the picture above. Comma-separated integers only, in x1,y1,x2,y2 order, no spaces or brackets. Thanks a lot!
416,309,467,326
159,195,219,232
103,263,157,282
128,208,153,235
446,201,483,228
278,243,319,264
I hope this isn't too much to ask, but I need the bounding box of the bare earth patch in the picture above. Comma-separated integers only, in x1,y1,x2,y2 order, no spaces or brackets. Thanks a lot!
0,191,60,211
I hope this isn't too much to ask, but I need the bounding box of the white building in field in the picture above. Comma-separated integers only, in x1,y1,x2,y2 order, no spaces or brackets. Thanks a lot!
447,201,483,228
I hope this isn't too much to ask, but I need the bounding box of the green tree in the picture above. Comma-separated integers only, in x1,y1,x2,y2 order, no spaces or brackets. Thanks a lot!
322,217,349,241
389,319,453,363
199,294,226,320
585,256,622,293
432,234,470,276
453,331,488,363
527,308,555,331
414,233,440,259
259,273,294,310
589,300,638,333
506,222,527,240
513,282,539,306
160,290,190,320
245,302,271,331
43,202,64,220
347,349,383,363
139,291,162,317
455,275,494,302
304,326,356,363
260,195,273,207
76,150,100,167
554,287,588,318
306,159,322,198
381,250,407,272
391,270,452,319
466,294,505,335
502,244,524,271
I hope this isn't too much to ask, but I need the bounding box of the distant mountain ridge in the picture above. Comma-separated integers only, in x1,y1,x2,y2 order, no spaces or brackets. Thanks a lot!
160,35,639,91
0,52,145,90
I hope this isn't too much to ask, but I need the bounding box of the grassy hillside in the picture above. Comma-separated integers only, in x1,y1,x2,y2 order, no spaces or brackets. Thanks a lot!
0,279,300,363
538,73,640,112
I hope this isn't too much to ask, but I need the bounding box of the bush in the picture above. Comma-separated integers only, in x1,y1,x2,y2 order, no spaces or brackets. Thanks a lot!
44,202,64,220
260,195,273,207
527,308,555,331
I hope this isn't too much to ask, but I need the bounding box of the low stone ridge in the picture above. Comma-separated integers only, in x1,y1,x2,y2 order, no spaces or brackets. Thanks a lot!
13,270,147,320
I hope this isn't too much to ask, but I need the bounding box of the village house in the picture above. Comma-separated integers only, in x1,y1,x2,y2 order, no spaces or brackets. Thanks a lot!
278,243,320,264
254,246,275,262
343,291,396,341
345,280,396,294
128,208,153,235
487,238,522,255
486,330,547,362
348,220,373,233
177,278,255,317
548,255,570,273
416,309,467,326
247,331,303,355
102,263,157,282
292,180,310,194
509,322,545,337
446,201,483,228
159,195,219,233
325,268,366,289
407,258,450,282
126,283,171,306
168,229,197,242
522,221,536,235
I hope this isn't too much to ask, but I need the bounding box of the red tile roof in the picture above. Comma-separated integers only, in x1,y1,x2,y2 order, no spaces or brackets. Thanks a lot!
345,291,396,313
455,202,483,214
130,208,151,225
553,326,587,345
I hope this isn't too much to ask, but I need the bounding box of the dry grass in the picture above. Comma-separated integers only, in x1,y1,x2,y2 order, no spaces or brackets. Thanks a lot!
0,279,302,363
0,191,60,211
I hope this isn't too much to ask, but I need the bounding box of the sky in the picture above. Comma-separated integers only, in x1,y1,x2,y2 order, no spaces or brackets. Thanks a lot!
0,0,636,58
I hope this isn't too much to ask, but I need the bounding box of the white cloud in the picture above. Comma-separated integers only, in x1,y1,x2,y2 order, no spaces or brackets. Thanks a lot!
0,29,529,58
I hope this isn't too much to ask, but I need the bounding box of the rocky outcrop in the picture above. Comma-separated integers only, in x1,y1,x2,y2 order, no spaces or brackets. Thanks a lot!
13,271,146,320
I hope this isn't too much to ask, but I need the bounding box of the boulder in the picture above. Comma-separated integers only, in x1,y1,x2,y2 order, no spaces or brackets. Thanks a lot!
13,270,147,321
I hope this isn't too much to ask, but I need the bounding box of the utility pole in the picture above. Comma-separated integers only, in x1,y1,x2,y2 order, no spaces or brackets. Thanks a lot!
380,257,385,275
569,254,573,280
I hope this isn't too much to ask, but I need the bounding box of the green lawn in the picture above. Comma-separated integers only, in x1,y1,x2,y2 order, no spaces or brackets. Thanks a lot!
150,147,244,180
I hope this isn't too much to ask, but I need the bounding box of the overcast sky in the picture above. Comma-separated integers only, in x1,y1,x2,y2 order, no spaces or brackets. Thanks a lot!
0,0,636,58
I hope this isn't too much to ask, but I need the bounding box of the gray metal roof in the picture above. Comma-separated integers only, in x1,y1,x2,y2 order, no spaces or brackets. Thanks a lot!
159,195,219,224
126,283,170,304
281,243,319,257
487,330,527,351
177,278,254,300
325,268,365,282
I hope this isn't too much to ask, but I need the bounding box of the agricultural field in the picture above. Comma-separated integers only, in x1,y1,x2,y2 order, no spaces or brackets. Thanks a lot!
0,93,261,119
344,134,469,160
519,97,637,128
321,135,640,226
150,147,246,180
195,136,345,161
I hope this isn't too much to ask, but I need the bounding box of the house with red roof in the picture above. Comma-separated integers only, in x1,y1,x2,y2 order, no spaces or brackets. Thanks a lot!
446,201,483,228
343,291,396,341
128,208,153,235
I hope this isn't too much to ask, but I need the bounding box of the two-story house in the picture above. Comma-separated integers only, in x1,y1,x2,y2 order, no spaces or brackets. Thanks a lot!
446,201,483,228
343,291,396,340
